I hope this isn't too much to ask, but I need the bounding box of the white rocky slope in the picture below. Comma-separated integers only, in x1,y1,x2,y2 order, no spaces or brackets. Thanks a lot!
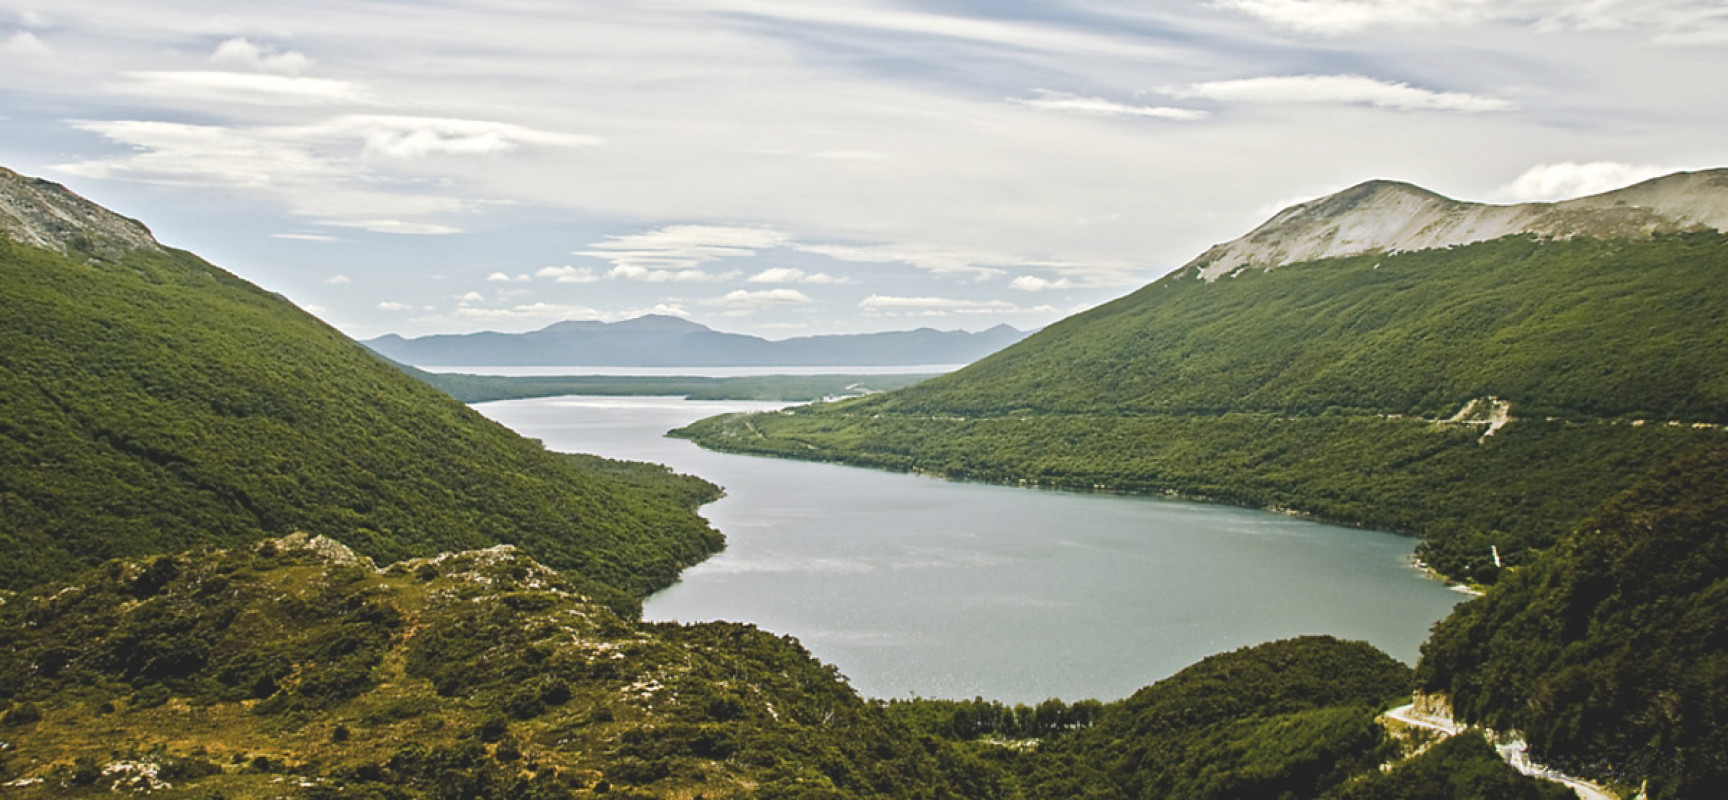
0,166,162,259
1186,168,1728,281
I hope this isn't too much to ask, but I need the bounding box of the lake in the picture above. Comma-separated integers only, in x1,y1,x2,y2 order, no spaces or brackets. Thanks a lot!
475,395,1465,703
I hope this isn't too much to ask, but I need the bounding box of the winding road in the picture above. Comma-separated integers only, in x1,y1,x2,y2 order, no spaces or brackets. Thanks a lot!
1383,703,1618,800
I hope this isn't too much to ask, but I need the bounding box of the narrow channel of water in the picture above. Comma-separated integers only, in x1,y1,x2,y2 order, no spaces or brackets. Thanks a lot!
475,395,1465,703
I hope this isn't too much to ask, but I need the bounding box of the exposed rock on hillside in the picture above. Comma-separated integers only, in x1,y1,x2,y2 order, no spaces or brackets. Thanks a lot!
1187,168,1728,281
0,167,162,259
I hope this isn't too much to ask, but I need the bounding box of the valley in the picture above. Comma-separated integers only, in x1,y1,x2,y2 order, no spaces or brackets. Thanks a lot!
3,165,1723,799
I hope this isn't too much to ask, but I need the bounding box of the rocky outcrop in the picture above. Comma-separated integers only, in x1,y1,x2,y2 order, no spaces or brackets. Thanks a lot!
0,166,162,260
1186,168,1728,281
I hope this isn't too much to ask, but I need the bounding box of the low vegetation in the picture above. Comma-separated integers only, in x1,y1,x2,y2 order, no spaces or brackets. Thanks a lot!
0,539,1571,799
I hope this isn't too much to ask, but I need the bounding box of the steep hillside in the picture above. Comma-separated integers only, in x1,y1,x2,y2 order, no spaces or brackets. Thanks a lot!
0,170,721,604
678,173,1728,582
366,315,1027,367
1418,445,1728,800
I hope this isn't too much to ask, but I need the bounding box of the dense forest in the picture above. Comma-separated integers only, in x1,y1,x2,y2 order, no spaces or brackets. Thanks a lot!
0,237,724,607
1419,446,1728,800
677,233,1728,582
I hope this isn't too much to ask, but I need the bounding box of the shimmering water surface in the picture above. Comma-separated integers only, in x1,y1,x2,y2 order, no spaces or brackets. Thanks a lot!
476,395,1464,702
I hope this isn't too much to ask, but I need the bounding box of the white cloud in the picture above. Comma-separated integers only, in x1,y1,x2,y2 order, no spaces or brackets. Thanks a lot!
272,233,341,242
1494,161,1674,203
608,264,737,283
747,267,846,284
858,295,1056,316
3,31,50,57
1015,90,1208,121
120,71,368,105
450,302,602,321
321,115,602,160
702,288,815,314
535,265,600,283
211,37,313,75
1173,75,1513,113
1213,0,1728,45
1211,0,1484,35
324,273,352,284
377,301,415,311
814,150,895,162
796,243,1007,280
1008,275,1076,291
456,291,486,303
320,218,462,235
486,272,514,282
58,115,595,234
578,224,791,271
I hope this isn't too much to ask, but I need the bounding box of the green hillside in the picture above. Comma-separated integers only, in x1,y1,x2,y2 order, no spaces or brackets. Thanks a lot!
677,233,1728,582
0,234,721,606
0,536,1570,799
1418,445,1728,800
0,535,1005,799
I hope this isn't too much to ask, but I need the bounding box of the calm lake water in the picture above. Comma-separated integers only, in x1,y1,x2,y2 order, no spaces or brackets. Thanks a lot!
475,395,1465,703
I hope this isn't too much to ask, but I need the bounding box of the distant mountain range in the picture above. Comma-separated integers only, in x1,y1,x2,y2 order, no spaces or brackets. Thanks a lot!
364,315,1030,367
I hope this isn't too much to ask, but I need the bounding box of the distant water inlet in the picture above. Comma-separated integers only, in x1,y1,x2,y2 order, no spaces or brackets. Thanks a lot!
476,395,1465,703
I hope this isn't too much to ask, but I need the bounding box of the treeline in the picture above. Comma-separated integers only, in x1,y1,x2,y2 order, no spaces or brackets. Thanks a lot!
394,365,938,404
677,409,1720,583
885,696,1105,740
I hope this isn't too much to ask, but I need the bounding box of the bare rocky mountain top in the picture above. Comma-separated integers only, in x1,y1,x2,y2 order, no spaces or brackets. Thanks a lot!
1186,168,1728,281
0,166,162,259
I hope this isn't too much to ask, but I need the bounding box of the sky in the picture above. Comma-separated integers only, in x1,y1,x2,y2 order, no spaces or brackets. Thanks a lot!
2,0,1725,339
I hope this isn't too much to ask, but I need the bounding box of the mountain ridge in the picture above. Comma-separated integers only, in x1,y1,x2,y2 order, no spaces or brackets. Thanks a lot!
365,315,1029,367
1186,168,1728,281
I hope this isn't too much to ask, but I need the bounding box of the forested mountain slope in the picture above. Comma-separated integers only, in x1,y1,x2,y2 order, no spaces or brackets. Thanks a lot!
0,168,720,605
1419,445,1728,800
678,174,1728,582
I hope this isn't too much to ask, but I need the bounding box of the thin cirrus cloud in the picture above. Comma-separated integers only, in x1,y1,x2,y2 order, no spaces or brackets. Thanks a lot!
3,30,52,57
57,114,598,234
119,71,369,106
1211,0,1728,44
747,267,846,284
1170,74,1514,113
858,295,1056,316
703,288,815,315
1014,90,1208,121
535,266,600,283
